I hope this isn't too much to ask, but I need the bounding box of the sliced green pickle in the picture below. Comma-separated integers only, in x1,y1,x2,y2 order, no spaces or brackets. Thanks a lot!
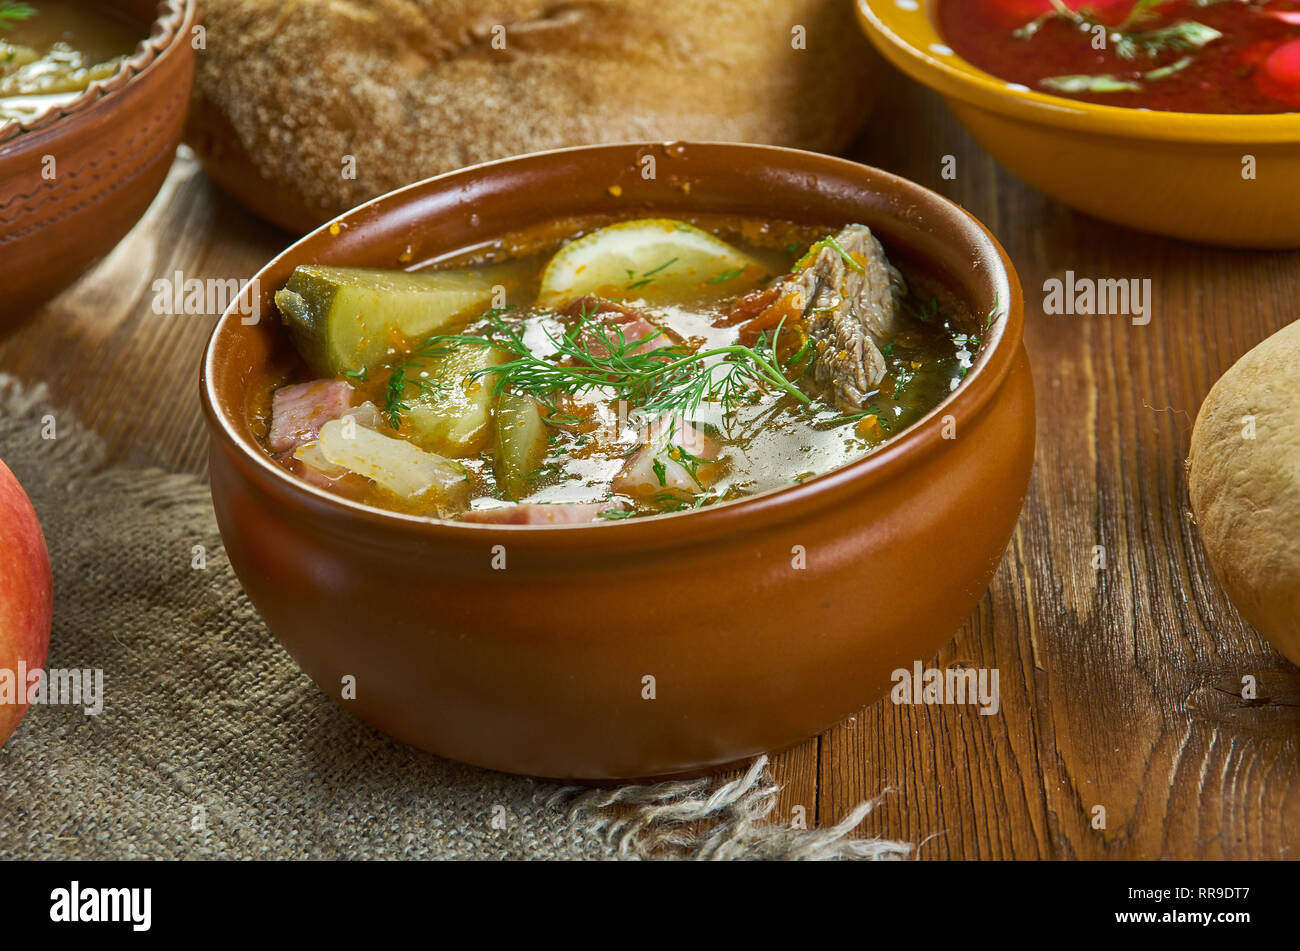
494,391,549,500
401,344,507,458
273,266,499,377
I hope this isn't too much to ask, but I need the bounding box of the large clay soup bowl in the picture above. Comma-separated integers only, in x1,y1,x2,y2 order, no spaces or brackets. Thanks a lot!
201,142,1035,782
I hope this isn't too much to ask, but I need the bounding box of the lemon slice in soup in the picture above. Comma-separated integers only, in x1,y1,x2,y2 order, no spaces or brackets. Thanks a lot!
537,219,765,309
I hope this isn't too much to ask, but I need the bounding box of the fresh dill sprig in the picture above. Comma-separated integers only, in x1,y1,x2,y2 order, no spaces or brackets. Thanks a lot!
421,307,811,422
1015,0,1222,63
383,363,443,430
666,442,711,487
649,485,740,513
0,2,35,29
952,295,1000,353
905,297,940,324
954,297,1000,379
795,234,865,275
815,404,893,431
381,336,456,429
753,317,814,383
598,507,636,520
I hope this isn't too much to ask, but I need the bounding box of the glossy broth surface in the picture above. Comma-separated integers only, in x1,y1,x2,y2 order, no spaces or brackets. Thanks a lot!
254,215,986,522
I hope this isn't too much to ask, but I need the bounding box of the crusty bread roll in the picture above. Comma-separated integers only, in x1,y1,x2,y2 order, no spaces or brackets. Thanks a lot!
186,0,880,233
1188,320,1300,669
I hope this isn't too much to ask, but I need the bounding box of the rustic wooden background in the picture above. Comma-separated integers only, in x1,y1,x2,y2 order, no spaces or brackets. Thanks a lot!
2,77,1297,859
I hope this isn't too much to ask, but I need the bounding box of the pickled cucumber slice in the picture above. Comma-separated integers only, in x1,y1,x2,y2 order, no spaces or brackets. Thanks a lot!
495,392,549,500
400,344,507,458
274,266,499,377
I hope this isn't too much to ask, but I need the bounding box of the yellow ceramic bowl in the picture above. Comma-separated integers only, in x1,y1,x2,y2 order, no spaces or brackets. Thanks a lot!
856,0,1300,248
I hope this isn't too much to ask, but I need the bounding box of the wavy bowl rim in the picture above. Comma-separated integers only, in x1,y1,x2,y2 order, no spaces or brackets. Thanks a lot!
201,141,1026,549
856,0,1300,145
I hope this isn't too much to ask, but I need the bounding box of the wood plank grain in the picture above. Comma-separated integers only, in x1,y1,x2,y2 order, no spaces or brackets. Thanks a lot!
824,80,1300,859
0,149,284,474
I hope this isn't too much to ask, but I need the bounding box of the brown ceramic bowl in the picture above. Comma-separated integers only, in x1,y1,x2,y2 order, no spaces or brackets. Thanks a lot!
0,0,196,324
201,142,1036,782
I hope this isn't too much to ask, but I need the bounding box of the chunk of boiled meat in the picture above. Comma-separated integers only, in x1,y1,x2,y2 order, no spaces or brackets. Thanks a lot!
461,501,625,525
561,295,639,323
729,225,906,412
789,226,907,410
269,379,355,453
794,225,906,340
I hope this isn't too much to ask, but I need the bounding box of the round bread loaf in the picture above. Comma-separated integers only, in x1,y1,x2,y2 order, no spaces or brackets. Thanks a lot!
186,0,880,233
1188,319,1300,668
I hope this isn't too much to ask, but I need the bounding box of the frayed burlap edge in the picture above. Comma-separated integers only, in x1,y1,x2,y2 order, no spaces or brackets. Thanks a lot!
0,373,912,860
546,757,912,860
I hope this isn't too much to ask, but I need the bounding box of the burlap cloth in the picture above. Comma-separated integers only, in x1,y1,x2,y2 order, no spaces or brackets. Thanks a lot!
0,376,909,860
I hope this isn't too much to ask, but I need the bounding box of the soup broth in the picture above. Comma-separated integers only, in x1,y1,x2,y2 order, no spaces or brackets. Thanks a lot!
0,1,140,123
254,215,990,524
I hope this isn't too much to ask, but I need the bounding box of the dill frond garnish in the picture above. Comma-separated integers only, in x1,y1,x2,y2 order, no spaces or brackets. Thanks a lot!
420,307,811,423
1114,20,1221,60
598,507,636,520
0,2,35,29
1015,0,1222,64
381,336,455,429
795,234,865,274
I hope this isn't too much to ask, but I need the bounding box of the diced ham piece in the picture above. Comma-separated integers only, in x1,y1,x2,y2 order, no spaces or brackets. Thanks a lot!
461,501,626,525
613,417,721,498
596,316,665,356
562,295,673,357
562,295,639,323
269,379,355,454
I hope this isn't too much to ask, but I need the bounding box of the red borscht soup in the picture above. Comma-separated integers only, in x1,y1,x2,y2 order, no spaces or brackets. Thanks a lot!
938,0,1300,114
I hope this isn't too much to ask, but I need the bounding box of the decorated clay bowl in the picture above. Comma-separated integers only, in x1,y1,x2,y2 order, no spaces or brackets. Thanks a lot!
0,0,196,323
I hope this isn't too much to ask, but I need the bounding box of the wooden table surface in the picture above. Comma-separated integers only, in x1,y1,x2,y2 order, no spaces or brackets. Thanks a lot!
3,78,1297,860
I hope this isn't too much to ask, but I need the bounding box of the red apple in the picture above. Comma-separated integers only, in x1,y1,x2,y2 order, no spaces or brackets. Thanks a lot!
0,459,52,748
